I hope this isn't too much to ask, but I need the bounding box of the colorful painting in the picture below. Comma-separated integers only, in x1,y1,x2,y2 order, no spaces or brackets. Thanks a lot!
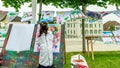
49,24,61,53
86,11,102,23
53,24,65,68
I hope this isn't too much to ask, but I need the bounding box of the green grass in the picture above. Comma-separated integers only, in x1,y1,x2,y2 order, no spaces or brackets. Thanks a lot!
64,51,120,68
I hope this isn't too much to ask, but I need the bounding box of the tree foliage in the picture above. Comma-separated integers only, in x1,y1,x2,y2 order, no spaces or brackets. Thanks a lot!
108,0,120,10
1,0,31,11
1,0,111,11
109,25,115,31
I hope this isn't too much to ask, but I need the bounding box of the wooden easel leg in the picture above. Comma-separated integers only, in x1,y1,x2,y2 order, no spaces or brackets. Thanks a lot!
87,40,90,57
90,39,94,60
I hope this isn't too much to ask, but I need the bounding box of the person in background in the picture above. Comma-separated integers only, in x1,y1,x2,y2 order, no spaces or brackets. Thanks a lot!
38,22,53,68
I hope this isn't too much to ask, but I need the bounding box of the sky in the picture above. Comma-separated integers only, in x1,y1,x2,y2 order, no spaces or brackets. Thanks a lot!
0,1,120,23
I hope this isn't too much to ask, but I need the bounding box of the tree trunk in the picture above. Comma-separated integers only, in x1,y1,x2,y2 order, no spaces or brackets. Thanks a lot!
116,4,119,10
38,0,42,24
111,31,116,43
82,3,86,53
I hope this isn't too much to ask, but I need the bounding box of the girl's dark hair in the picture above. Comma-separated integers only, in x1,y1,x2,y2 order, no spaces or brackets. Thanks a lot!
39,22,48,37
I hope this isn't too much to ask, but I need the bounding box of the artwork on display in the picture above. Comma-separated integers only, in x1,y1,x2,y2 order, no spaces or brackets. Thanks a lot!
56,10,85,24
21,12,32,22
49,24,61,53
56,11,71,23
40,11,55,23
86,11,102,23
70,10,85,19
7,12,19,22
113,30,120,44
52,24,65,68
102,31,114,44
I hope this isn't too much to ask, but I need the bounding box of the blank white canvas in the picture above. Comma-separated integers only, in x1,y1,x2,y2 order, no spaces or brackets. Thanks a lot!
6,24,34,51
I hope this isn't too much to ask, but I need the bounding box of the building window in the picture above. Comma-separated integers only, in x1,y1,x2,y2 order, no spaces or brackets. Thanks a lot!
71,24,72,27
98,30,101,34
85,30,88,34
94,24,96,28
90,24,93,28
115,26,120,30
68,30,69,33
99,24,101,28
90,30,93,34
68,24,70,27
94,30,97,34
85,24,88,28
71,30,72,34
74,30,75,34
74,24,75,27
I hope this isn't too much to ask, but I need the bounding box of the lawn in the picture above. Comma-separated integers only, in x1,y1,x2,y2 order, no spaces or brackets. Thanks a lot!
64,51,120,68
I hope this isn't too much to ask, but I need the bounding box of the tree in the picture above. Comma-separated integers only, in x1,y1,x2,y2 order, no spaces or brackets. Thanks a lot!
108,0,120,10
1,0,112,52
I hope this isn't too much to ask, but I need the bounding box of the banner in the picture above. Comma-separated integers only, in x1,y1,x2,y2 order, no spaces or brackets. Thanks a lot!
7,12,19,22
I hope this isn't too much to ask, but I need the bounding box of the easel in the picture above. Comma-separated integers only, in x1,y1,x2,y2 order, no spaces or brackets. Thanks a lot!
85,36,100,60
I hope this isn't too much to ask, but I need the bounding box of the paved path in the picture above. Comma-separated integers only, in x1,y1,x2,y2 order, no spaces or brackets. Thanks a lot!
65,38,120,52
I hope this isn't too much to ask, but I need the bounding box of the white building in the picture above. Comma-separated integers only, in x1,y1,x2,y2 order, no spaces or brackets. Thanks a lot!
65,19,103,38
